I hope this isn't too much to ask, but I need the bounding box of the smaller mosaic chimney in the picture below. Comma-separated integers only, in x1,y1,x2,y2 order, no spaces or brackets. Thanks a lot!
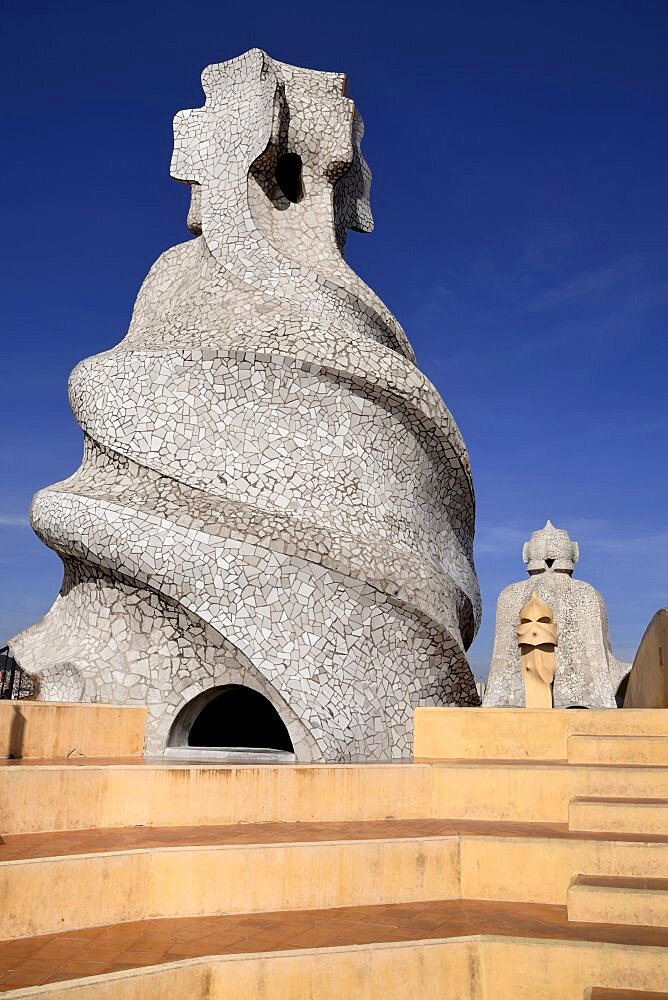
484,521,630,708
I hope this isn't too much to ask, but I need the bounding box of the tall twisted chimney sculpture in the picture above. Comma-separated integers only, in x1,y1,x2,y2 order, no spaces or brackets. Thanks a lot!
10,50,481,758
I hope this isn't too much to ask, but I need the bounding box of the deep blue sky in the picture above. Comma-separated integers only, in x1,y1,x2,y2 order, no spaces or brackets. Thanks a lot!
1,0,666,676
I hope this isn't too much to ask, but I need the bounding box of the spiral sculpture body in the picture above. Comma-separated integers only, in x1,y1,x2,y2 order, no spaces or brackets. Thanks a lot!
10,51,480,758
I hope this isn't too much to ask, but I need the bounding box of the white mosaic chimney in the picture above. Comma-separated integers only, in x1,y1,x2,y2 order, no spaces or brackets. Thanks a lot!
10,50,480,758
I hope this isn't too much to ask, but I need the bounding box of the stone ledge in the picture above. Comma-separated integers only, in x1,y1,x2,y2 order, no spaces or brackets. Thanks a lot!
0,702,145,760
414,707,668,762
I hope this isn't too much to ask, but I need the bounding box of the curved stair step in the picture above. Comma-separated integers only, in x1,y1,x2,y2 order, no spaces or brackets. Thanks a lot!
1,898,667,997
569,797,668,836
0,826,461,940
569,875,668,928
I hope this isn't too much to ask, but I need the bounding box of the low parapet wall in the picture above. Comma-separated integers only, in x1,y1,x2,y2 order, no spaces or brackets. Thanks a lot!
413,707,668,761
0,701,146,759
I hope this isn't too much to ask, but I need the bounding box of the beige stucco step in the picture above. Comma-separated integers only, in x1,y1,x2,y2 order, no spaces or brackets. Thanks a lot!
459,835,668,906
4,823,668,939
0,762,434,835
414,707,668,762
568,875,668,927
568,735,668,766
3,759,668,834
570,797,668,835
429,761,668,825
0,933,666,1000
0,701,145,760
0,835,460,939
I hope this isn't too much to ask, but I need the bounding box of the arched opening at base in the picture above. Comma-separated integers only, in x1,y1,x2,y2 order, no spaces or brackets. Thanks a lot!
168,684,294,755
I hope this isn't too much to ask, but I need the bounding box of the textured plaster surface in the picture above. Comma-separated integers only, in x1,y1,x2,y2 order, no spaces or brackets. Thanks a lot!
10,49,480,758
623,607,668,708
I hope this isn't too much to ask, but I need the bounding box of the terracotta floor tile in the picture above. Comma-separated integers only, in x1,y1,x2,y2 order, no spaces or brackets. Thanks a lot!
41,962,111,984
0,974,46,991
590,990,668,1000
25,940,93,960
4,961,55,984
78,942,136,961
166,933,247,954
0,945,45,967
4,813,665,865
114,948,171,964
1,897,666,992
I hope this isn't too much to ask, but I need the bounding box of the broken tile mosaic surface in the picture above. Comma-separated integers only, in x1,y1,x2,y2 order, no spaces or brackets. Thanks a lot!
9,49,481,758
483,522,630,709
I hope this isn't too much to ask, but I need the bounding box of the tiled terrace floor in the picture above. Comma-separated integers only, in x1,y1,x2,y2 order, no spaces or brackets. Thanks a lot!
2,816,666,862
1,898,666,992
